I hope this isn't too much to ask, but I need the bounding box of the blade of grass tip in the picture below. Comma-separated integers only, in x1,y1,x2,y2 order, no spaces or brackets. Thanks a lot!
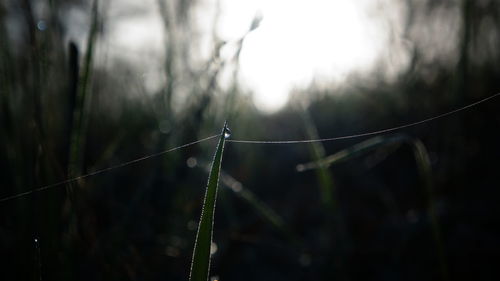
410,139,449,281
189,122,228,281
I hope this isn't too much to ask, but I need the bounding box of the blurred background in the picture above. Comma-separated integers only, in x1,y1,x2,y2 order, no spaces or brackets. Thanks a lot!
1,0,499,280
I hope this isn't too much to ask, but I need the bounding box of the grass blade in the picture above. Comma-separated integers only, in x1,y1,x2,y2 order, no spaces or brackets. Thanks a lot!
189,122,227,281
411,139,449,281
218,169,301,246
67,0,100,196
193,159,302,247
297,134,449,280
296,134,410,172
300,109,336,210
299,108,349,280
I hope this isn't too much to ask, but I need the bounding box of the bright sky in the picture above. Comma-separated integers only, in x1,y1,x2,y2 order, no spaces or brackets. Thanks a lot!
217,0,385,112
104,0,400,112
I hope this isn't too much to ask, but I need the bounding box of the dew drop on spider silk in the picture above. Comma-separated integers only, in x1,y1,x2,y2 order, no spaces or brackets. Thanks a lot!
224,127,231,139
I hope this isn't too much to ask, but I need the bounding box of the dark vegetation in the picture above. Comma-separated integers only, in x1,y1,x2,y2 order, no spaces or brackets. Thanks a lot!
1,0,499,280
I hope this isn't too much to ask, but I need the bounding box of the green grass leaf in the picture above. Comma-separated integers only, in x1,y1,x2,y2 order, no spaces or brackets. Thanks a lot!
297,134,449,280
296,134,410,172
189,122,228,281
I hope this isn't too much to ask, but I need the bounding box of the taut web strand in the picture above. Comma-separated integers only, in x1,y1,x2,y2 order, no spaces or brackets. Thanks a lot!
0,92,498,203
0,134,220,203
227,93,500,144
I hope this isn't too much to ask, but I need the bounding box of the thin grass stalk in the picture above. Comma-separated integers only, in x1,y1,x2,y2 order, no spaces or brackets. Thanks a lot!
296,135,409,172
157,0,175,117
189,123,227,281
196,159,301,246
218,169,301,246
21,0,44,137
297,135,449,281
299,107,350,281
0,5,17,189
411,140,449,281
67,0,99,198
299,108,335,210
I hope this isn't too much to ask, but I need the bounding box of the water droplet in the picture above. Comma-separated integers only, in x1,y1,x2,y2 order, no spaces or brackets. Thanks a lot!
210,242,218,255
37,20,47,31
186,157,197,168
224,127,231,139
296,164,305,172
187,220,197,231
299,253,311,267
158,120,171,134
165,246,180,257
406,209,419,224
230,182,242,193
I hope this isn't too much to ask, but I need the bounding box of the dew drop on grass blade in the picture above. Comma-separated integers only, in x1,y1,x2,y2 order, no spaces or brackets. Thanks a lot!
189,122,228,281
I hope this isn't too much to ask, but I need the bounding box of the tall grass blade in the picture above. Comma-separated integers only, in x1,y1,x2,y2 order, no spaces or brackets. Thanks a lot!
189,122,227,281
194,160,301,246
411,140,449,281
67,0,99,196
297,134,449,281
296,135,409,172
299,109,335,209
299,108,350,280
218,170,301,246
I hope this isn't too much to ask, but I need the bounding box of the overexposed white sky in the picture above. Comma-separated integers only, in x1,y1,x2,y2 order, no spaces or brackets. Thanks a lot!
101,0,406,112
221,0,386,111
